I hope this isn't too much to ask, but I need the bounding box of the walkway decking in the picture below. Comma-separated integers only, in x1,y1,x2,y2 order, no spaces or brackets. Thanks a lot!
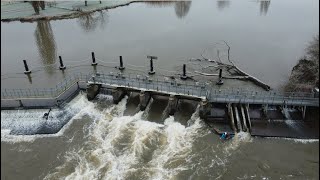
89,73,319,107
1,73,319,108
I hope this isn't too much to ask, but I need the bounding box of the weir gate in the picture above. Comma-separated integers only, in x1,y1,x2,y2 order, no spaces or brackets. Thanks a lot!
1,73,319,138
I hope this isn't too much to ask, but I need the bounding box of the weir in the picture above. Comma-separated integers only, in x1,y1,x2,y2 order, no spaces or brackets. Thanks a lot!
1,72,319,139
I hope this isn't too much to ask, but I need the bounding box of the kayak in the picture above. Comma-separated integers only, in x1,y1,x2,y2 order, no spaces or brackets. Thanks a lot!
220,133,234,140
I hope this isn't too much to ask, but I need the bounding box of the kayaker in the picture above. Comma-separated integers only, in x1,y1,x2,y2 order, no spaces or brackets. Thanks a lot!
220,132,230,140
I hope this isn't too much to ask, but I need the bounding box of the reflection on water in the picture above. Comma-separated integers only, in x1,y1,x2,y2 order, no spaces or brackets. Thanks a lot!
143,1,192,19
34,20,56,74
1,0,318,90
144,1,175,8
77,11,108,32
217,1,230,11
260,1,271,16
26,74,32,84
174,1,192,19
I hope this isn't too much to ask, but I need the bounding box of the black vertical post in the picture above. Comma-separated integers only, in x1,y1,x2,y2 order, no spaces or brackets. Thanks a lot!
59,56,66,70
119,56,125,70
85,1,87,6
180,64,187,80
148,58,155,75
91,52,97,65
99,1,101,4
150,59,153,72
216,68,224,85
147,56,157,75
23,60,31,74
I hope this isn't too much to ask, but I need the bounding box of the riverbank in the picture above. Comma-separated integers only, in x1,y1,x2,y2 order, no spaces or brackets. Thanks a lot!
285,35,319,92
1,1,136,22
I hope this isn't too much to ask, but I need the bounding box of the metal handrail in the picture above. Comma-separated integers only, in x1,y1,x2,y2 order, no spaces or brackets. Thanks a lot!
1,72,319,106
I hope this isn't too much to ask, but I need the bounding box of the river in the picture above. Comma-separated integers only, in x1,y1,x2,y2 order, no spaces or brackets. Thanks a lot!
1,0,319,180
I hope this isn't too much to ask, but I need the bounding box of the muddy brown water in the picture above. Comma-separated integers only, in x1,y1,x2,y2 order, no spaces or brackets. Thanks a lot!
1,1,319,180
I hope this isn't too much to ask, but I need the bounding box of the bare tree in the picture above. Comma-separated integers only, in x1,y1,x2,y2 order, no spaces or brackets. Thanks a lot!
193,40,271,90
306,35,319,63
260,1,270,16
174,1,192,19
77,12,107,32
217,1,230,10
31,1,45,14
34,21,57,74
144,1,175,8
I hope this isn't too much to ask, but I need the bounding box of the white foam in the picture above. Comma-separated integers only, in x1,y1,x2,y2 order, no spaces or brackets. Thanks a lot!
1,129,11,136
1,94,99,143
96,94,113,99
224,131,252,155
264,137,319,144
44,102,206,180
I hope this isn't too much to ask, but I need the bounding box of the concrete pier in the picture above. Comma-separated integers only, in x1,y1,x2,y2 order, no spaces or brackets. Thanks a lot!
112,88,126,104
168,95,178,115
245,104,252,132
139,91,151,111
233,104,242,132
228,103,237,132
240,104,248,132
87,84,101,100
199,99,211,119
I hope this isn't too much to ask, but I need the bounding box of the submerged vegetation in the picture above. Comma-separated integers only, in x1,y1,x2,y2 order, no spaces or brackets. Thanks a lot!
285,35,319,92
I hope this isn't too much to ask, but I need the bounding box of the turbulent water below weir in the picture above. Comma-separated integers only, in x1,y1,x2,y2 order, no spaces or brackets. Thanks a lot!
1,94,319,180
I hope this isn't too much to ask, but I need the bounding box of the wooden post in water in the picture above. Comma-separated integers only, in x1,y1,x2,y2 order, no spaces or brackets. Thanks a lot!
119,56,125,70
59,56,66,70
91,52,97,66
23,60,31,74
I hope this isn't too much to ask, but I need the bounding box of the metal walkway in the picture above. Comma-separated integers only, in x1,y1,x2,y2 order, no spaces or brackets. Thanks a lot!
89,73,319,107
1,73,319,108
